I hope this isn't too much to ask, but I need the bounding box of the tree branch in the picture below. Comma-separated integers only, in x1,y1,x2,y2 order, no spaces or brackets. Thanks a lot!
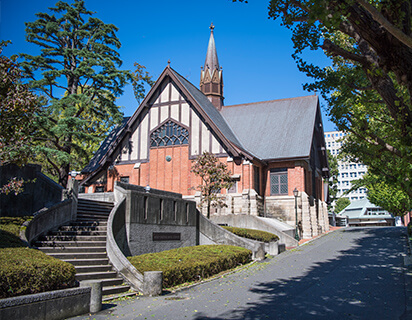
321,39,368,65
355,0,412,50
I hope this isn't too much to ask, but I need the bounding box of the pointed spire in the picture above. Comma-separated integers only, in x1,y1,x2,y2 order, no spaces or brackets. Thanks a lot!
200,23,224,111
204,23,219,72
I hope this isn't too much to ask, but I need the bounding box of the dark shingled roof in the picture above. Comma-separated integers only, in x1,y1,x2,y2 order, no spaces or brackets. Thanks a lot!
221,96,319,160
81,117,130,174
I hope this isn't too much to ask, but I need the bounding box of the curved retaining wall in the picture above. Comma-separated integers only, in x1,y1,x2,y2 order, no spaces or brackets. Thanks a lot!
210,214,298,247
198,213,265,260
107,187,145,293
24,179,78,245
24,199,76,245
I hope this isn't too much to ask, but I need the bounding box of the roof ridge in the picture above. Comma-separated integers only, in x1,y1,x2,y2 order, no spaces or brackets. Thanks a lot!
223,94,317,108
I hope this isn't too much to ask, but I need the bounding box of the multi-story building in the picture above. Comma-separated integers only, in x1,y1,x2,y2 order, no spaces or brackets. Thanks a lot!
324,131,368,202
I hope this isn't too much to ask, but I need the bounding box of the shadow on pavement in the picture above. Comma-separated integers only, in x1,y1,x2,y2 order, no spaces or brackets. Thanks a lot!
193,227,408,320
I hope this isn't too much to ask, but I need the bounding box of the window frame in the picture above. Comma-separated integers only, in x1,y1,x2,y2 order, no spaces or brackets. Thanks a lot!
269,168,288,196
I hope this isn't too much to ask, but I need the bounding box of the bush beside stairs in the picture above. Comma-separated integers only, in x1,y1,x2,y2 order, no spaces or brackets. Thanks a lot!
34,198,135,300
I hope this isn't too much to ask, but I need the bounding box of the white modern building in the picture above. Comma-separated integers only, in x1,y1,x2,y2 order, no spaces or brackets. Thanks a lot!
324,131,368,202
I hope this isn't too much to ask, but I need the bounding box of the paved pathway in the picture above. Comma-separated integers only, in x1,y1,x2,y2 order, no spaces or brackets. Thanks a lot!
73,227,409,320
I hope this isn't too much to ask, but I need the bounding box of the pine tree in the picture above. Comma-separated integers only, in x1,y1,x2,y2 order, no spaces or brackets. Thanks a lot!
20,0,132,187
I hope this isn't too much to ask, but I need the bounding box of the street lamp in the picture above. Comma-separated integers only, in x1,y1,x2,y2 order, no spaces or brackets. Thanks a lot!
293,188,300,242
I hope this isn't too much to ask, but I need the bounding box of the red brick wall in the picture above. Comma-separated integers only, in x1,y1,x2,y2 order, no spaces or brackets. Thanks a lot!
264,161,306,197
104,147,253,196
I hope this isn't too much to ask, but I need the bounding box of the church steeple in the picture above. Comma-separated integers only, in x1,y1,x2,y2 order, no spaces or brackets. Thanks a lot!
200,23,224,111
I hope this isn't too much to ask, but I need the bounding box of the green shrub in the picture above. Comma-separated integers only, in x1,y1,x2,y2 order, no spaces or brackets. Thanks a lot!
0,247,76,298
0,216,77,298
222,226,279,242
128,245,251,288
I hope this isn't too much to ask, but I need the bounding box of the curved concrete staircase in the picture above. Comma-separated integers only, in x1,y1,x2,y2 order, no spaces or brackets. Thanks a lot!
34,198,134,299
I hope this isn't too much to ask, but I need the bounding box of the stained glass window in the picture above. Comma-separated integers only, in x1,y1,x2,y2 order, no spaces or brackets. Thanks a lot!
150,120,189,147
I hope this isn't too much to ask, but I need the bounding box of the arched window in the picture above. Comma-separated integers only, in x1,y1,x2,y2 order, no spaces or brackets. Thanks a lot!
150,120,189,147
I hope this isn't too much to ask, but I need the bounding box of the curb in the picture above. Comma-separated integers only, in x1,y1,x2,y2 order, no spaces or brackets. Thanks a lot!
402,231,412,319
297,226,343,247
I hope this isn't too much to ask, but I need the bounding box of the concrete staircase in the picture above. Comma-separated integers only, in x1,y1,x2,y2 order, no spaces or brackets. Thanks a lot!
34,198,133,299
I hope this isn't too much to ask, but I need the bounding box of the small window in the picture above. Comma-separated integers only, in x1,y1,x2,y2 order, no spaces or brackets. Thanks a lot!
270,168,288,195
144,196,148,220
120,176,129,183
95,186,105,193
160,199,164,220
228,181,237,194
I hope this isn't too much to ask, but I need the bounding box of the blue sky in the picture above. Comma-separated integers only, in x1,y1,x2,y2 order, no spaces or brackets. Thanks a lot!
1,0,336,131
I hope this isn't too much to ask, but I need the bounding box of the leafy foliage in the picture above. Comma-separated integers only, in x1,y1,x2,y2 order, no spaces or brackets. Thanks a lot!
132,62,154,103
335,197,351,214
0,41,39,167
327,150,339,209
351,174,411,216
128,245,251,288
266,0,412,200
20,0,135,187
222,226,279,242
191,152,233,218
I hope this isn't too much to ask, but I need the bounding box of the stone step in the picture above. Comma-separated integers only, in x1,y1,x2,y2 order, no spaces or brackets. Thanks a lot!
58,225,107,232
77,209,110,216
97,277,124,287
76,214,109,221
64,258,109,266
50,230,106,236
75,218,108,224
35,241,107,248
102,286,134,298
40,235,107,242
46,252,108,260
77,207,111,214
75,265,113,273
38,246,106,253
78,199,114,207
76,271,118,281
77,205,113,213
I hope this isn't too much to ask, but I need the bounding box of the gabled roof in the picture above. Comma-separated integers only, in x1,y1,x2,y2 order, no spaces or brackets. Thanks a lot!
81,66,252,178
82,117,130,174
337,199,392,219
221,96,319,160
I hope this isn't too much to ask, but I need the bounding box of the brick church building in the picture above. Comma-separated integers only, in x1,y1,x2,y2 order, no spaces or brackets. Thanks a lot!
80,25,330,238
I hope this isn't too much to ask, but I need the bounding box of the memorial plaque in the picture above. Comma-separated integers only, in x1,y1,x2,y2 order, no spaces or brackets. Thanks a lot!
152,232,181,241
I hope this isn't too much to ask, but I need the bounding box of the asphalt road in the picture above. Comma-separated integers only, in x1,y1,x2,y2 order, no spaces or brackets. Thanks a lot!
73,227,409,320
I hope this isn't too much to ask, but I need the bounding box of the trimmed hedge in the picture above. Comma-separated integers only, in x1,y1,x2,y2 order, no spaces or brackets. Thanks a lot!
128,245,251,288
0,248,77,298
0,216,77,298
222,226,279,242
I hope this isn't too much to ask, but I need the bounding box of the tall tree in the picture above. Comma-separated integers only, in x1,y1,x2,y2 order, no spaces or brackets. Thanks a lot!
266,0,412,199
327,150,339,210
191,152,233,219
0,41,39,195
0,41,38,167
20,0,132,187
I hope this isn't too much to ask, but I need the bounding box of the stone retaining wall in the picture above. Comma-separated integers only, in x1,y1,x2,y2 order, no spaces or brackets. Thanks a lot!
0,287,91,320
